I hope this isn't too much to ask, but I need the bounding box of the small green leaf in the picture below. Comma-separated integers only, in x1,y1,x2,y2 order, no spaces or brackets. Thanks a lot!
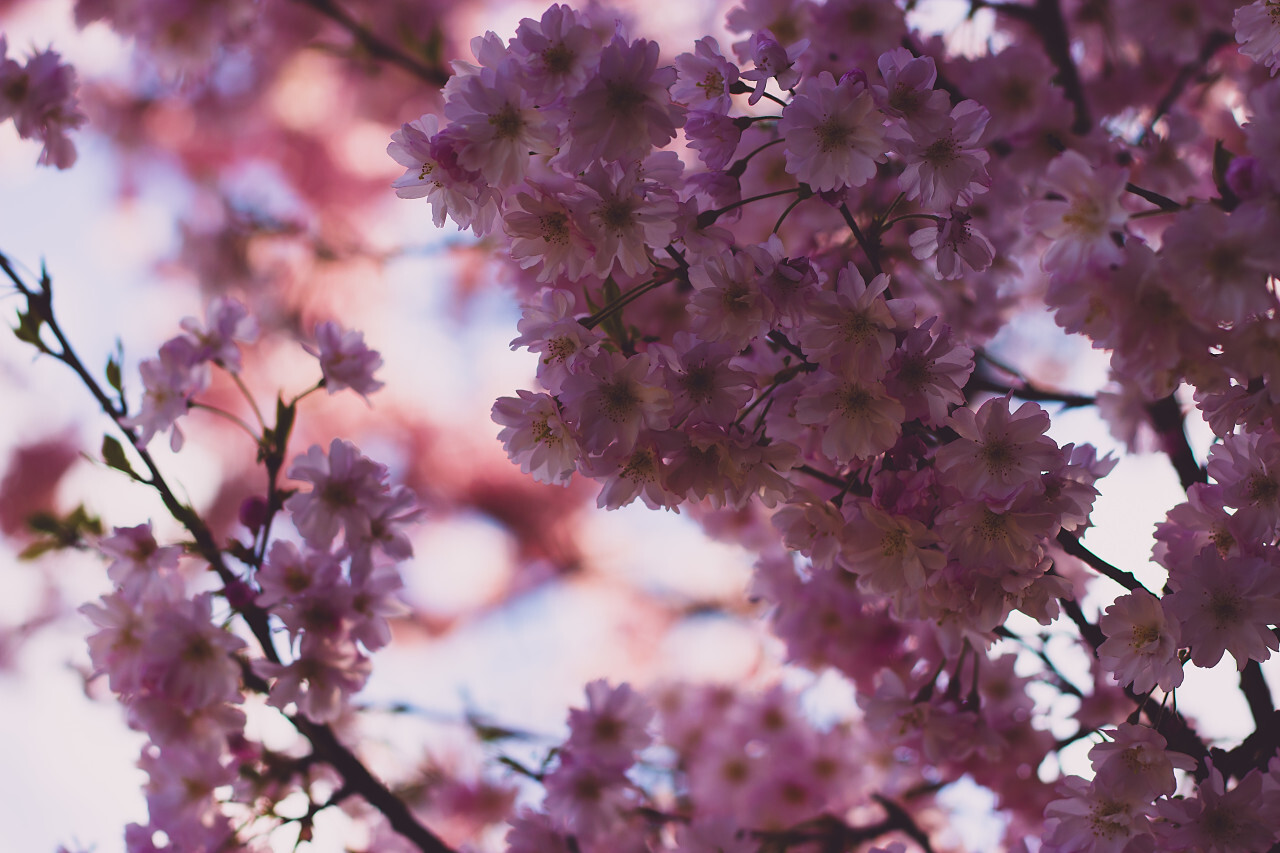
13,309,49,353
275,396,297,442
20,503,103,558
18,540,59,561
106,343,124,394
101,435,138,479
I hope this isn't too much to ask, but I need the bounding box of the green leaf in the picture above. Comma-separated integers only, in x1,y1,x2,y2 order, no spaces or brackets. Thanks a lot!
101,435,138,479
19,503,103,558
18,540,59,561
13,308,49,353
275,396,297,444
106,342,124,395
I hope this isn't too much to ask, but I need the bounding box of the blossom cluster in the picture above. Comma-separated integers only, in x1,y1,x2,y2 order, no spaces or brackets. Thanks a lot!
1045,725,1280,853
384,1,1280,850
391,2,1108,693
0,34,85,168
122,298,381,451
75,298,421,850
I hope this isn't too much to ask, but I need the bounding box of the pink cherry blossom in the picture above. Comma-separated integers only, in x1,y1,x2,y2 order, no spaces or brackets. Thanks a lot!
780,70,887,192
1097,590,1183,694
492,389,581,485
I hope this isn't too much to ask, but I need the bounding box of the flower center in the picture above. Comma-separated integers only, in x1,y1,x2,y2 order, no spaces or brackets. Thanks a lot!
488,104,525,141
815,117,854,153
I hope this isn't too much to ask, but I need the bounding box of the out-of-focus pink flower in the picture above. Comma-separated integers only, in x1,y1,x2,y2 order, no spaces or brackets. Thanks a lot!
307,320,384,400
0,37,85,168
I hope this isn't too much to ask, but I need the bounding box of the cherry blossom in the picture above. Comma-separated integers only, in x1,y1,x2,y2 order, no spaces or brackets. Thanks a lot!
779,70,886,192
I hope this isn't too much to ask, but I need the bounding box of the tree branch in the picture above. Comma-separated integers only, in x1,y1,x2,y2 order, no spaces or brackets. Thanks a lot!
3,252,456,853
291,0,449,87
1147,394,1207,491
1055,530,1149,594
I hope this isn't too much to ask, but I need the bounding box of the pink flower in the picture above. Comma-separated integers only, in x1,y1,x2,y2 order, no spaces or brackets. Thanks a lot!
139,593,246,711
935,491,1058,573
122,337,206,451
884,318,974,427
890,100,991,211
570,161,680,278
684,109,743,170
659,334,754,426
99,523,184,604
387,115,499,234
1025,150,1129,281
1158,203,1280,325
565,680,654,769
503,183,595,283
0,38,85,168
872,48,950,129
509,288,603,395
1089,724,1194,803
257,639,372,724
673,37,739,113
1206,430,1280,535
739,31,807,105
510,3,602,101
541,753,633,840
443,60,557,188
492,390,581,485
285,439,392,550
1236,0,1280,76
559,351,673,455
841,500,945,595
82,591,154,696
1164,548,1280,669
935,397,1062,500
908,209,996,279
561,35,684,168
178,296,257,373
795,263,904,380
307,320,384,400
794,372,904,464
780,71,887,192
1043,775,1153,853
1097,590,1183,694
254,540,342,611
1155,762,1280,853
584,431,680,510
687,248,772,348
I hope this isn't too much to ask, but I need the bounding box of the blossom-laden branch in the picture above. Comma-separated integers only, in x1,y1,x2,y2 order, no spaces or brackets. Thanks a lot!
2,252,456,853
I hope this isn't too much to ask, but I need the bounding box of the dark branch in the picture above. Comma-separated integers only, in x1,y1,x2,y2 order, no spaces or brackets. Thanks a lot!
1055,530,1149,594
291,0,449,86
1147,394,1208,491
